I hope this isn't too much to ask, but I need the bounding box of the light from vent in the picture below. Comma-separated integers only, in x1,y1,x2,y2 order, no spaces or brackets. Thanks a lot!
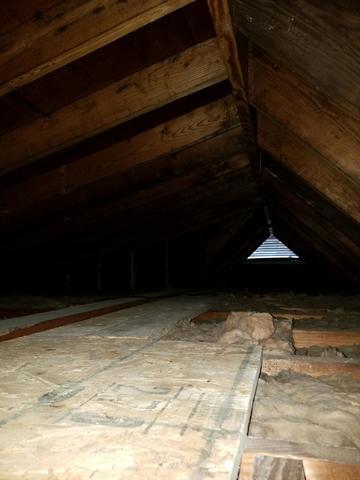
248,235,299,259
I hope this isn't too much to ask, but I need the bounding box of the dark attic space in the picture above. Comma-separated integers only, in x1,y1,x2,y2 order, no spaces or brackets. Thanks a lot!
0,1,359,479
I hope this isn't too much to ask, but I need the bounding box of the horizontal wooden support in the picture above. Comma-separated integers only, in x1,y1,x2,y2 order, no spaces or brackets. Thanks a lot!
240,451,360,479
233,0,360,119
239,453,305,480
262,354,360,380
0,96,239,222
0,37,227,174
0,0,196,97
192,311,229,323
250,51,360,184
258,112,360,223
303,459,360,480
245,437,360,465
0,298,156,343
293,329,360,349
272,312,324,321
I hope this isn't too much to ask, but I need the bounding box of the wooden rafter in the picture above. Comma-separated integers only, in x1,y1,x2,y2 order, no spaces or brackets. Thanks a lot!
258,112,360,223
263,154,360,246
206,0,257,165
271,204,359,283
1,165,260,259
249,50,360,185
0,0,196,97
232,0,360,119
0,97,243,227
266,173,360,273
0,38,227,174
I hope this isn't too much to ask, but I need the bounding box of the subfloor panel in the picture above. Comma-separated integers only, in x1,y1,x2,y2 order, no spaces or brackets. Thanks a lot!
0,332,260,479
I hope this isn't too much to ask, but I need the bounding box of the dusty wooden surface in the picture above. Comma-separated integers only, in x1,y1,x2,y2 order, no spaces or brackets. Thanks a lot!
239,454,305,480
293,329,360,348
0,296,261,479
0,0,196,97
0,296,148,337
0,37,227,173
34,295,213,339
244,438,360,465
262,355,360,380
303,459,360,480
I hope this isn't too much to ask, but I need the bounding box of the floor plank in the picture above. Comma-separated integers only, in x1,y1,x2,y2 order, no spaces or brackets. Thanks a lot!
293,329,360,348
303,459,360,480
0,317,261,478
245,438,360,465
262,355,360,380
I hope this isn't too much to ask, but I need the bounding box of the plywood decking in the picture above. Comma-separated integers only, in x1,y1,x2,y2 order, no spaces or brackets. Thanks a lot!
0,297,261,479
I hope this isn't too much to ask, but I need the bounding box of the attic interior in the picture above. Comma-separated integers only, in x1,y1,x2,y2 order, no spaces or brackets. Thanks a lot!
0,1,359,479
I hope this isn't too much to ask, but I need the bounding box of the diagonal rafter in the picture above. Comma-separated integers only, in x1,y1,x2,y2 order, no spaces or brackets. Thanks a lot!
0,38,227,175
0,0,197,98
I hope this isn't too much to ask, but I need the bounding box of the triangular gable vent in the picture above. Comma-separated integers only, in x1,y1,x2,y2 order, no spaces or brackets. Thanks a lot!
248,235,299,259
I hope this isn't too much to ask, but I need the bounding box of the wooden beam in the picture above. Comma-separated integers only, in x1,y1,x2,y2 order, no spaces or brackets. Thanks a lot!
0,127,252,254
272,209,359,284
0,298,156,343
21,193,260,266
272,214,352,282
232,0,360,119
0,96,239,223
262,355,360,380
258,112,360,223
1,157,260,257
0,124,247,246
269,202,360,285
77,205,262,265
202,212,254,264
263,154,360,246
207,1,254,141
303,460,360,480
211,210,268,272
52,155,253,240
239,454,305,480
245,438,360,465
0,37,227,174
0,0,196,97
250,50,360,184
265,171,360,271
293,330,360,349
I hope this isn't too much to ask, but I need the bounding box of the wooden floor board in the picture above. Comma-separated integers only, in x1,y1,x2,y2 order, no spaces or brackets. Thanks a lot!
293,329,360,348
303,459,360,480
262,354,360,380
0,297,261,479
244,437,360,465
